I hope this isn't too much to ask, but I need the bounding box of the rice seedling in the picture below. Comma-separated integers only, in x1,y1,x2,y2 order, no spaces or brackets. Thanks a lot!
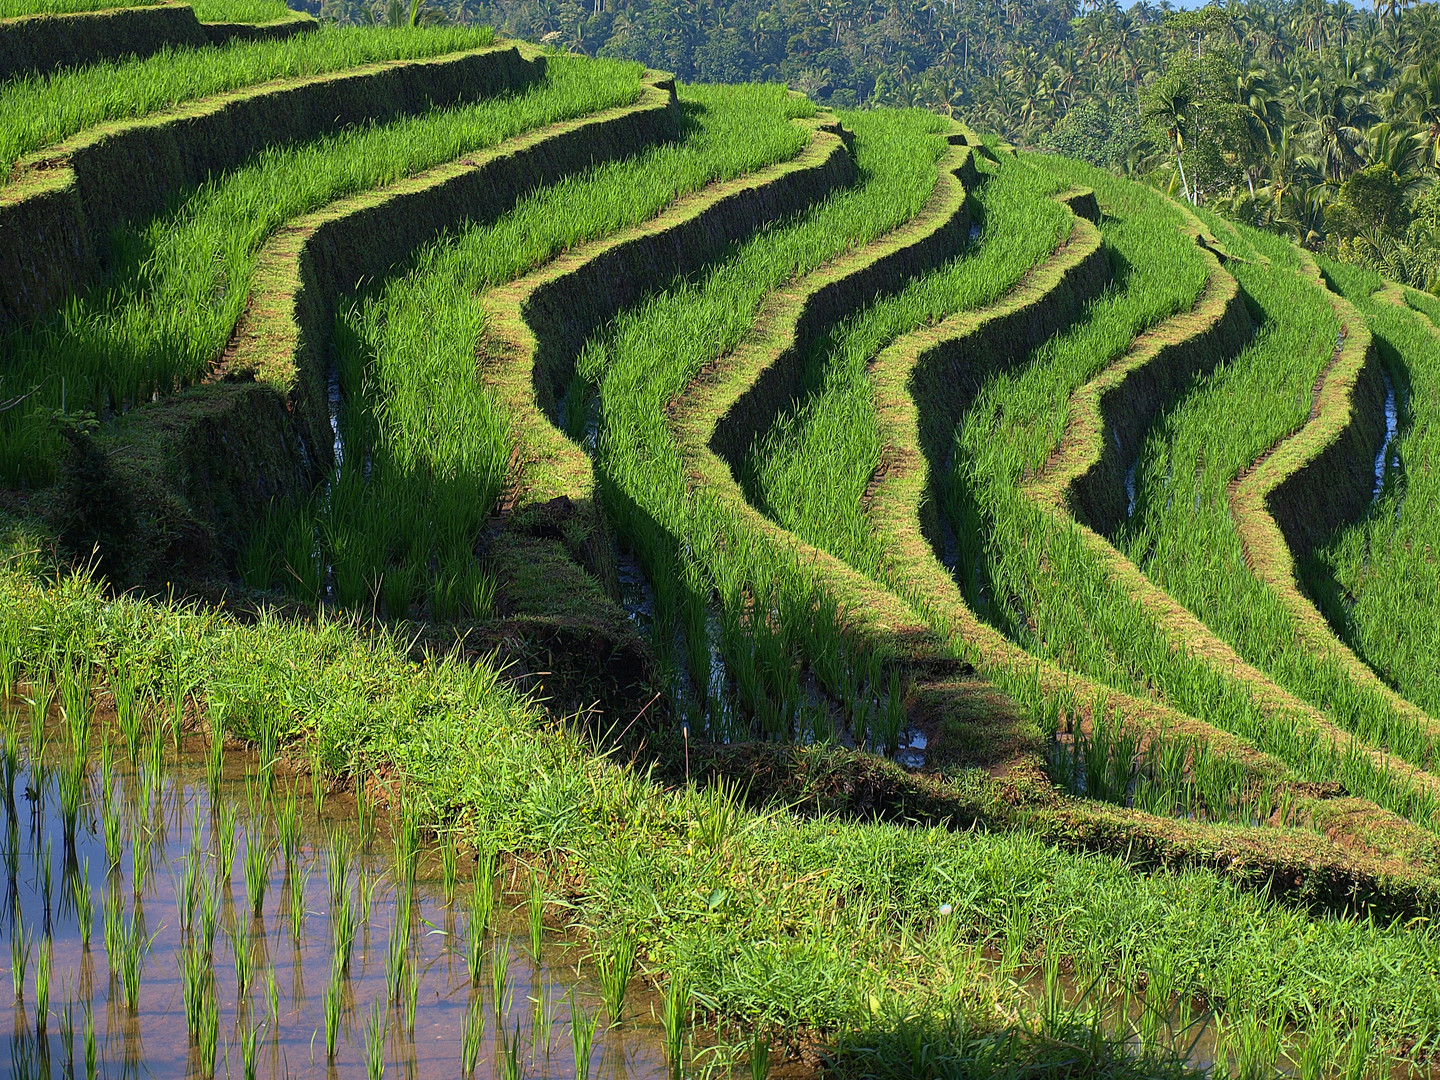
112,673,144,763
290,865,309,940
232,918,254,999
216,803,237,884
11,921,29,1001
207,719,225,798
241,1017,262,1080
570,992,599,1080
84,999,97,1080
102,792,122,866
392,802,421,892
402,962,419,1031
277,788,301,869
385,904,410,1003
59,659,93,761
527,870,544,961
500,1020,523,1080
749,1032,770,1080
0,713,19,807
0,623,17,703
34,934,50,1032
58,993,73,1071
440,830,459,902
465,893,487,987
57,758,83,852
25,670,54,760
364,999,387,1080
102,888,123,972
244,834,274,918
331,891,356,974
323,970,343,1058
181,939,213,1043
119,910,147,1012
532,988,554,1058
266,963,281,1025
73,858,92,948
492,937,511,1019
596,934,636,1025
460,992,487,1072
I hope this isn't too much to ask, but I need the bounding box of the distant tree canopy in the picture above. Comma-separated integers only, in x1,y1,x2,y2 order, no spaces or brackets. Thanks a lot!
313,0,1440,289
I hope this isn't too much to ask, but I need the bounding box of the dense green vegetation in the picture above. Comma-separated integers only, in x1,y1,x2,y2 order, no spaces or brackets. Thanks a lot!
0,24,495,178
0,54,637,482
310,0,1440,290
586,106,947,738
9,537,1440,1074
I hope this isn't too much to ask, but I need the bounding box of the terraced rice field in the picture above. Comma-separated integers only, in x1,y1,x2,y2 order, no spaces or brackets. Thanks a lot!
4,17,1440,1079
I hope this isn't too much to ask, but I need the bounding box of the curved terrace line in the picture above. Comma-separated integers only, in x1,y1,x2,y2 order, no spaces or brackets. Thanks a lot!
0,42,540,330
1008,207,1440,847
98,69,679,579
668,144,1439,910
1229,252,1440,739
0,1,313,81
855,186,1440,869
478,115,855,519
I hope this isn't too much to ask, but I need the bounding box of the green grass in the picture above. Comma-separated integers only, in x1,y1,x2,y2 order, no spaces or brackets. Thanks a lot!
1303,258,1440,718
4,536,1440,1066
1116,211,1440,781
242,82,816,618
0,24,494,180
0,0,292,19
0,55,641,483
746,151,1069,577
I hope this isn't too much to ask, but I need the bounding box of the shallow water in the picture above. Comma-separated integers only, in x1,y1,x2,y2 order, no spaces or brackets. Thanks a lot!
0,705,674,1080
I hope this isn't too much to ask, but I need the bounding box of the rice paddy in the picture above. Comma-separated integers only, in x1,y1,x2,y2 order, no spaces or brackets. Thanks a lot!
0,54,641,481
5,25,1440,1076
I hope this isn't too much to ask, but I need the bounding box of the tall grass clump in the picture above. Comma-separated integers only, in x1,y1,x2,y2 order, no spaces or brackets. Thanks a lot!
0,55,643,482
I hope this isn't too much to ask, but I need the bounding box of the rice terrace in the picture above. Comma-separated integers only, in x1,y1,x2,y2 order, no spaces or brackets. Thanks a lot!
4,0,1440,1075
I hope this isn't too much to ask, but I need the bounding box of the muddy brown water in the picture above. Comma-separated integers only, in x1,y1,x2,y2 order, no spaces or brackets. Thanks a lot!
0,708,678,1080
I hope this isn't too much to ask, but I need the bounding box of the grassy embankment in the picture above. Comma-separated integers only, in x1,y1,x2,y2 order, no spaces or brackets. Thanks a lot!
0,54,640,481
1303,259,1440,718
932,161,1440,829
242,82,818,622
744,149,1069,579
